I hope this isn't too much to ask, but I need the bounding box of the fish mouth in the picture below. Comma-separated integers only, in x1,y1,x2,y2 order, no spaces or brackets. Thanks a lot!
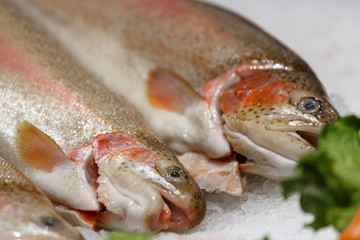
136,175,204,232
148,163,205,232
156,189,204,232
296,131,319,148
162,198,194,231
100,188,202,233
263,115,322,149
265,111,323,137
237,129,320,179
223,115,324,179
140,194,190,232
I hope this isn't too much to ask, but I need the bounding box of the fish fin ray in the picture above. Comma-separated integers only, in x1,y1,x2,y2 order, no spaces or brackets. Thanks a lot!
147,69,202,114
16,121,69,172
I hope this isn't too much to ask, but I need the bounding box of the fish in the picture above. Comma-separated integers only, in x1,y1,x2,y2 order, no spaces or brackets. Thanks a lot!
0,0,205,233
13,0,339,186
0,155,84,240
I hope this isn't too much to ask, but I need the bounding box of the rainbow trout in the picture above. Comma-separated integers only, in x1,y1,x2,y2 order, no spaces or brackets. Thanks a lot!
0,155,84,240
0,0,205,233
14,0,339,191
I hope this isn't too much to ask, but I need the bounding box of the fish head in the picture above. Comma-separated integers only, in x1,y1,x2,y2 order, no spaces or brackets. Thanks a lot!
93,133,205,233
220,70,339,178
0,192,84,240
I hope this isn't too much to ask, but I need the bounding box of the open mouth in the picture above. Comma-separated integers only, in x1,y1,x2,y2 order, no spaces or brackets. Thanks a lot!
263,116,322,150
160,191,205,232
296,131,319,148
163,198,191,232
144,195,193,232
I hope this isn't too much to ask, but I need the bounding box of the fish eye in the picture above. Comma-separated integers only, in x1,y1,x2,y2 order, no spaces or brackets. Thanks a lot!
36,216,61,230
164,166,188,183
297,97,322,113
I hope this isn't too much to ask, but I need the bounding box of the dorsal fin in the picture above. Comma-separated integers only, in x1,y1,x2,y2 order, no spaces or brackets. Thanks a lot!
16,121,69,172
147,69,202,114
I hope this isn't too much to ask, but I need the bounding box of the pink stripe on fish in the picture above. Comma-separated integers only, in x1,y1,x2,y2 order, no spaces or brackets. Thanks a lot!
0,37,79,105
0,36,108,125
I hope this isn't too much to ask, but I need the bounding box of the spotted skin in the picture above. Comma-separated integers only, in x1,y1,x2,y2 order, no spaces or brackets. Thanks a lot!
0,0,205,233
221,69,338,178
13,0,340,179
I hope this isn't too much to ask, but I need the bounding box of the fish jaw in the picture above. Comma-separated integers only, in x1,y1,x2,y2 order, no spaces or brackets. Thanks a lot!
219,70,339,178
96,161,170,232
92,133,205,232
223,117,299,179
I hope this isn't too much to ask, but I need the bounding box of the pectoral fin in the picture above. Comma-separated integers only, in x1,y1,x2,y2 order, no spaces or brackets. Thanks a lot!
16,121,69,172
147,69,202,114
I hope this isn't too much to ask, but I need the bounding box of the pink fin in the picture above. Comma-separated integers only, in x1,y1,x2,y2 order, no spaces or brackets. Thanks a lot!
147,69,202,114
16,121,69,172
177,152,244,196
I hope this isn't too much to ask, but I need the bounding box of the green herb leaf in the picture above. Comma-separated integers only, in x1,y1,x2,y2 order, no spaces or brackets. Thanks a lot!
282,115,360,231
106,231,149,240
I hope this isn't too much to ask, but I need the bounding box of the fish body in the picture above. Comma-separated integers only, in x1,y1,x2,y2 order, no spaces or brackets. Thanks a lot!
0,0,205,233
13,0,339,182
0,155,84,240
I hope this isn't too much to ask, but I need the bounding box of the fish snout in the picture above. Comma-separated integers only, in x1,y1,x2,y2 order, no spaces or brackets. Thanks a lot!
153,164,206,232
222,112,322,179
95,159,171,232
163,189,205,232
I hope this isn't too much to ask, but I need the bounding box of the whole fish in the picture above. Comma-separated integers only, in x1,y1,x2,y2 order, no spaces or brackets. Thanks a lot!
0,0,205,233
0,155,84,240
14,0,339,187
